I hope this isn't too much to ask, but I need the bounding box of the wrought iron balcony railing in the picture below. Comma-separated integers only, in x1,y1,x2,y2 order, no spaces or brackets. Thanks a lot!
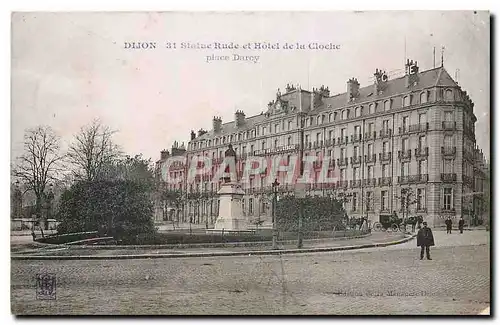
441,173,457,182
337,157,349,167
351,134,362,143
379,129,393,138
442,121,457,130
364,131,377,141
415,147,429,158
365,154,376,163
398,150,412,160
398,174,428,184
441,146,457,156
378,177,392,186
363,178,377,187
379,152,392,162
350,156,362,165
349,179,362,188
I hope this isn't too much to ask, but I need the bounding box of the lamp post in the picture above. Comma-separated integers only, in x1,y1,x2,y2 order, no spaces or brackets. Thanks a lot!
272,178,280,250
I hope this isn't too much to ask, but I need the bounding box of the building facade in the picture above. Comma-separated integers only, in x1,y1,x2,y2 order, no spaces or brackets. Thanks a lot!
156,60,489,228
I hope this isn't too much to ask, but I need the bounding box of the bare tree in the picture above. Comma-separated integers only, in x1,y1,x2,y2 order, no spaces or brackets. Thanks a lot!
67,119,121,181
12,126,65,228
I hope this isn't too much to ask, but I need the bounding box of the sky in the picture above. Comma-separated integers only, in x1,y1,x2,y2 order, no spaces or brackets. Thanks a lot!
11,11,490,163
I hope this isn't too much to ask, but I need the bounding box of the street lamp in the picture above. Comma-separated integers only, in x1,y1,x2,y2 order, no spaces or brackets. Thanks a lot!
272,178,280,249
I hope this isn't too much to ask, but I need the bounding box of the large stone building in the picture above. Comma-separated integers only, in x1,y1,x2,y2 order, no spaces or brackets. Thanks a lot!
155,60,489,228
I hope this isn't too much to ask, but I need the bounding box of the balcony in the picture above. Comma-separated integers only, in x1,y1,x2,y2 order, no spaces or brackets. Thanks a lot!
441,207,456,214
350,156,362,165
398,174,428,184
415,147,429,158
325,138,335,147
253,144,299,156
363,178,377,187
398,149,412,160
407,123,429,133
365,154,376,163
379,129,392,138
351,134,362,143
313,140,324,149
336,180,349,189
378,177,392,186
441,146,457,156
337,136,348,146
441,173,457,182
442,121,457,130
349,180,362,188
364,131,377,141
337,157,348,167
463,174,474,187
379,152,392,162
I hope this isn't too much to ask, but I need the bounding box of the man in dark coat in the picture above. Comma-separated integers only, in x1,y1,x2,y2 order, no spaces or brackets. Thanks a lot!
417,222,435,260
445,217,452,234
458,217,465,234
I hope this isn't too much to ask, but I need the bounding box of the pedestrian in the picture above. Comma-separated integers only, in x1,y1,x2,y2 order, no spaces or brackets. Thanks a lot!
458,217,465,234
445,217,452,234
417,221,435,260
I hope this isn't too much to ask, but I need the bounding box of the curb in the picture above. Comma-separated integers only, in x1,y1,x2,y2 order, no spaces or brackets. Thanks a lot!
11,234,416,261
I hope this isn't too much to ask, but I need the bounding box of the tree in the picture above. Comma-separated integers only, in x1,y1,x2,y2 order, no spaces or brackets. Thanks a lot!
12,126,64,229
67,119,121,181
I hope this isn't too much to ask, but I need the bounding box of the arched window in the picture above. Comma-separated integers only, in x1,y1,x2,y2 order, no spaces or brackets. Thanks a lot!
369,104,374,114
317,116,321,125
403,96,410,107
384,100,390,111
342,110,346,119
420,92,427,104
329,113,333,122
355,107,359,117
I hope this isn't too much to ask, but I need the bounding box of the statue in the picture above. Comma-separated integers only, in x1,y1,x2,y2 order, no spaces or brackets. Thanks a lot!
223,144,237,183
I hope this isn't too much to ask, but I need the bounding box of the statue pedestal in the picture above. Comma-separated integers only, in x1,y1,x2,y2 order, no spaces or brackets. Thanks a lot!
214,182,248,231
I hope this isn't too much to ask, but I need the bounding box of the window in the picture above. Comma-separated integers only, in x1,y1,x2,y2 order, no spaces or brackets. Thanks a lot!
402,138,408,152
368,144,373,156
274,139,279,148
305,135,310,145
250,145,254,154
287,136,292,145
445,111,453,122
445,89,453,101
334,112,338,120
420,92,427,104
367,165,373,179
249,198,253,214
402,116,409,130
261,141,266,150
353,167,359,181
353,146,359,157
383,119,389,132
354,125,361,136
329,130,334,140
368,123,374,134
382,164,387,178
419,135,426,149
443,159,453,173
419,113,426,125
403,96,410,107
443,188,453,210
317,116,321,125
242,146,246,154
369,103,374,114
401,161,409,176
316,132,321,143
444,135,453,147
355,107,359,117
310,117,314,126
381,191,388,211
340,169,346,181
418,160,427,175
274,124,279,133
417,188,426,210
384,100,390,111
329,113,333,122
383,141,389,154
288,120,292,130
341,128,346,139
262,127,266,136
341,148,346,160
352,193,357,211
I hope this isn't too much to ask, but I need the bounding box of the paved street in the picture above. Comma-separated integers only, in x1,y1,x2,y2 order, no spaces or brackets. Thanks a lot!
11,230,490,315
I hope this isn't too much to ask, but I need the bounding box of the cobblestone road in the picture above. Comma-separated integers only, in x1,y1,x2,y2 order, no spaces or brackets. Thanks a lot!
11,230,490,315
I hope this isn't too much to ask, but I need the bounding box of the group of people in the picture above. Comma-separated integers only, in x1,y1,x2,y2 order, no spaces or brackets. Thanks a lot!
445,216,465,234
416,217,466,260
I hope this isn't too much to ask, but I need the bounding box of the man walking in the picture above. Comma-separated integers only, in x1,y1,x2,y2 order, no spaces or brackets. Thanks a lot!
417,222,435,260
445,217,452,234
458,217,465,234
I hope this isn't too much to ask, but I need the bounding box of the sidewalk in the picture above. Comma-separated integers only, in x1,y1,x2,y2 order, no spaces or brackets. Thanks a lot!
13,231,410,259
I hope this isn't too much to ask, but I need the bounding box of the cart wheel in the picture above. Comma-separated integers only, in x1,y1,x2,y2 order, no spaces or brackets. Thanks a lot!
391,224,400,232
373,222,382,232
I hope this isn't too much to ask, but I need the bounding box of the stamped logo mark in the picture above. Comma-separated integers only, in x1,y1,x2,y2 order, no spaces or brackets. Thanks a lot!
36,273,56,300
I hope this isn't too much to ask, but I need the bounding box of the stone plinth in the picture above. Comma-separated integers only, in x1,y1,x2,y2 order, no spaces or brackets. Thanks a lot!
214,182,247,231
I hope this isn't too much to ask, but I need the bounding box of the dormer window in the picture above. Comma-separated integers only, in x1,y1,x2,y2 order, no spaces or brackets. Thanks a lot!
445,89,453,101
329,113,333,122
403,96,410,107
317,116,321,125
384,100,390,111
369,103,374,114
420,92,428,104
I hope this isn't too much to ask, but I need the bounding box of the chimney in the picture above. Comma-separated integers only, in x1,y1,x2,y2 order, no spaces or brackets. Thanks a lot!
405,59,419,88
160,149,169,160
213,116,222,133
235,110,246,127
190,130,196,140
346,78,360,102
373,68,389,94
